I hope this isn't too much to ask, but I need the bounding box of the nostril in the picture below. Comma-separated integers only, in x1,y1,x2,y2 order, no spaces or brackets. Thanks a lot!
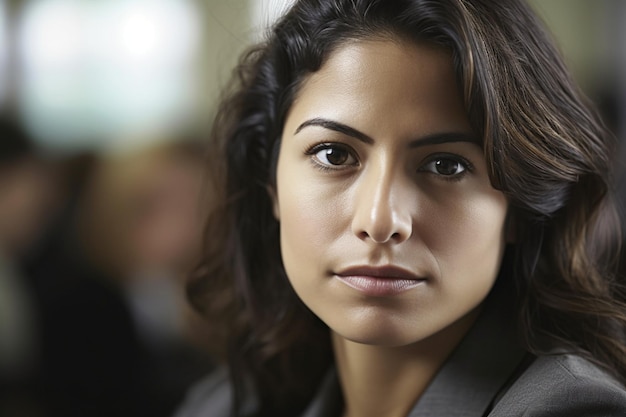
357,230,370,241
360,230,397,244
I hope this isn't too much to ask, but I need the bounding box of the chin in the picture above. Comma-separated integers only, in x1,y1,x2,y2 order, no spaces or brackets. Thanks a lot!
330,319,429,347
343,334,416,347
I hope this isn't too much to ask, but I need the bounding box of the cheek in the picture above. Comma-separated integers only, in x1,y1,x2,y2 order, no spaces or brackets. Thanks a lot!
280,192,329,251
275,161,345,282
425,192,508,278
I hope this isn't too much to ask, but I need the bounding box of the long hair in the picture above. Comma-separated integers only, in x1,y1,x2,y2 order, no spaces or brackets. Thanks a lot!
189,0,626,415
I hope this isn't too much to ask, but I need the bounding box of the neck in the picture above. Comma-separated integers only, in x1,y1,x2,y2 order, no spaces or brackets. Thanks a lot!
332,310,480,417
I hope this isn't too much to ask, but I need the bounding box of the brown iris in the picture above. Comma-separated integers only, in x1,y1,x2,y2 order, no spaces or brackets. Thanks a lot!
435,158,460,175
324,147,351,165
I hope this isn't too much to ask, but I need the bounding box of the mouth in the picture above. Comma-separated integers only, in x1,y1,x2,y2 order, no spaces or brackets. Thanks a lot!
334,265,426,296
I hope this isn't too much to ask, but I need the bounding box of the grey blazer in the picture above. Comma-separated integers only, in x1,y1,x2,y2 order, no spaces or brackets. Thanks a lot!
175,292,626,417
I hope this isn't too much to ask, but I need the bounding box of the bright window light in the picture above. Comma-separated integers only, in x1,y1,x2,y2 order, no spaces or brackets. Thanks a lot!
17,0,201,153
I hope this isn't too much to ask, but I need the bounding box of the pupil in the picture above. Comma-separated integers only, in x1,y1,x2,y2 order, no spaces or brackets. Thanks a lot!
435,159,459,175
326,148,348,165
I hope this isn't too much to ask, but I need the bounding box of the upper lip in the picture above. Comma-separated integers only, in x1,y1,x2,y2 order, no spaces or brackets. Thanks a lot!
335,265,423,280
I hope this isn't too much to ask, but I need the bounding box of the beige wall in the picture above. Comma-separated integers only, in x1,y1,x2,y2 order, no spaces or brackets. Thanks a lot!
528,0,615,93
197,0,297,120
197,0,253,118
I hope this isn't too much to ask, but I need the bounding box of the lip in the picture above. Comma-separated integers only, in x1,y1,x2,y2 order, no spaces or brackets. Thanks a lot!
334,265,426,296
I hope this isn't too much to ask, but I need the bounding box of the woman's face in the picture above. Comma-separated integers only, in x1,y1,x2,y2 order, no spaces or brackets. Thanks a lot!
273,38,509,347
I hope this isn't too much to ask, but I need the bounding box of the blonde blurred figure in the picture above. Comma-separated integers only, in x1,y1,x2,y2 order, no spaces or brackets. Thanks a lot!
27,138,212,417
79,139,209,353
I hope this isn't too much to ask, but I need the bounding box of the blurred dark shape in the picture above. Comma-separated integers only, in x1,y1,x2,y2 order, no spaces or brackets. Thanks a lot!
0,115,56,417
22,140,213,417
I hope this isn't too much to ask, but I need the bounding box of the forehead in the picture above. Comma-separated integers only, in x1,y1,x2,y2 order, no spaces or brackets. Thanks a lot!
284,37,471,141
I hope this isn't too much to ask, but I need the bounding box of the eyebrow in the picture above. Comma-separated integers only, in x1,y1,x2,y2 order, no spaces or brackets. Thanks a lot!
294,117,480,147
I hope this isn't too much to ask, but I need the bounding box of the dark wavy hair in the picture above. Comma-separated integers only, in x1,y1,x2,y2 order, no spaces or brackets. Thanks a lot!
189,0,626,415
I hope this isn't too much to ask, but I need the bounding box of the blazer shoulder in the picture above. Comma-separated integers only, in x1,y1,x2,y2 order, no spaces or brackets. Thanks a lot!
172,368,231,417
490,353,626,416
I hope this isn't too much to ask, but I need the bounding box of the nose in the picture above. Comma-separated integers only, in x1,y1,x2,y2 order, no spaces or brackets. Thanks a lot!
351,165,413,244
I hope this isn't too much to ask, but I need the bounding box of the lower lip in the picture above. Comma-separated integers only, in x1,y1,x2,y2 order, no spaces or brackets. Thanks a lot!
335,275,425,296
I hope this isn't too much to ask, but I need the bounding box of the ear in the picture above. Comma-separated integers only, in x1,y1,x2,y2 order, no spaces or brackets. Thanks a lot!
267,185,280,221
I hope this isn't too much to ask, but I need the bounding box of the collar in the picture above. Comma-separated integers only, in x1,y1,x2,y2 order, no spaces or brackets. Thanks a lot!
408,283,527,416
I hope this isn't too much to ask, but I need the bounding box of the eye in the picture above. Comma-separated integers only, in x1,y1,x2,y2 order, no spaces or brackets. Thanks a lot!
420,155,470,178
309,143,358,168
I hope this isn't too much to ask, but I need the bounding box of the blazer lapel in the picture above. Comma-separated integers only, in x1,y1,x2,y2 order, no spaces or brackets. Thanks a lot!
408,284,527,417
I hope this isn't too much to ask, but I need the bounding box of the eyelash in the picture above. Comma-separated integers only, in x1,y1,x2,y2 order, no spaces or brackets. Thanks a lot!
304,142,474,180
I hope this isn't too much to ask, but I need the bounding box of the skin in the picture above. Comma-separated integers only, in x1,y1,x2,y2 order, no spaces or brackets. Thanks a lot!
273,37,509,417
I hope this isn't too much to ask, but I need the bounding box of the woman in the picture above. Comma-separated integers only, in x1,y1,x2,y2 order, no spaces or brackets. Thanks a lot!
178,0,626,415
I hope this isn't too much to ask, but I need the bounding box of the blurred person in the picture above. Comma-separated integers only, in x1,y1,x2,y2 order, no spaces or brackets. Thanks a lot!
24,138,212,417
0,115,56,417
22,149,144,417
81,139,212,368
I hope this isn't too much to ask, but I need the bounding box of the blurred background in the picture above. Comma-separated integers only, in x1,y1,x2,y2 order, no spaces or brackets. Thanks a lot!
0,0,624,416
